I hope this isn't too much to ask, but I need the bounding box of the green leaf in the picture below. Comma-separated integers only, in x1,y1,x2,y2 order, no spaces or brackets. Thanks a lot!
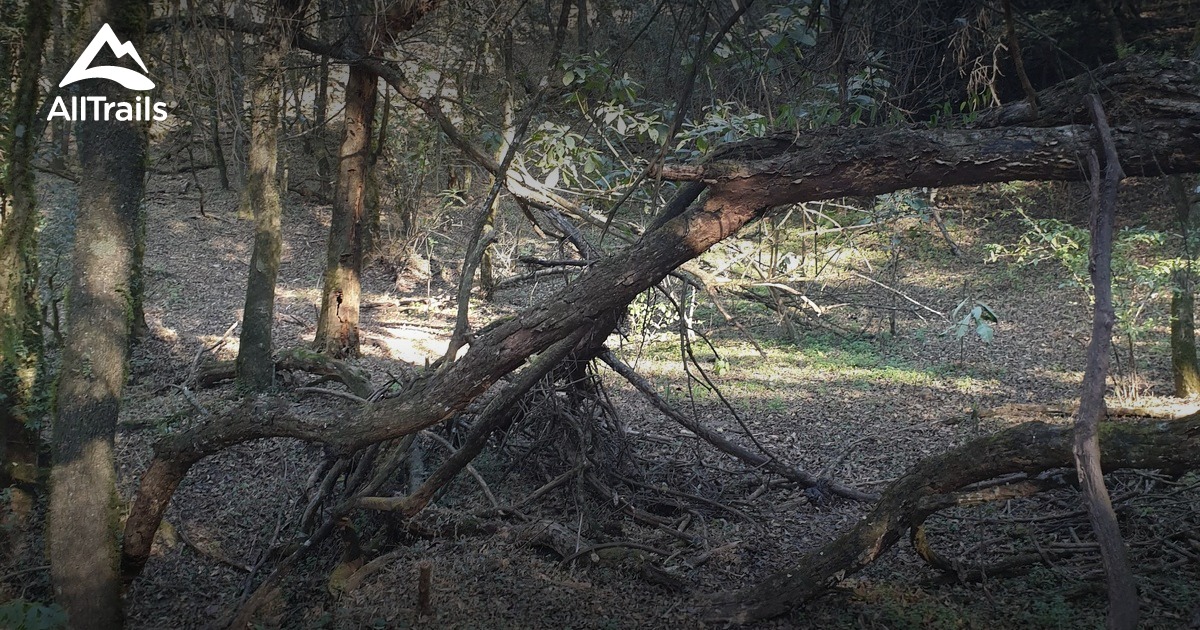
562,70,575,86
976,321,994,343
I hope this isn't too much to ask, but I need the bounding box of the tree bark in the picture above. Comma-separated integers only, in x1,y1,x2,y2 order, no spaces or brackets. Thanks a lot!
0,0,51,496
310,0,332,200
314,63,377,357
311,0,442,356
49,1,149,626
1171,175,1200,397
1075,94,1138,630
235,3,293,391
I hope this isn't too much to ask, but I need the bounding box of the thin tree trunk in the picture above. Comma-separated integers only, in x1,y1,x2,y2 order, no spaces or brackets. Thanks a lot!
1001,0,1039,117
1076,93,1138,630
49,2,72,170
312,0,331,200
212,103,230,190
1169,275,1197,395
229,3,250,186
235,6,291,391
49,1,149,626
363,85,389,255
1171,175,1200,396
0,0,51,498
314,64,377,357
1093,0,1127,54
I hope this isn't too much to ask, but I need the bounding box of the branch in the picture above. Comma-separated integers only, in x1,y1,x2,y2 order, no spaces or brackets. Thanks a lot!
706,415,1200,624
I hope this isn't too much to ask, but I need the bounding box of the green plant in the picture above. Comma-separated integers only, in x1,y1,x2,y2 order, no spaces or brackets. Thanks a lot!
0,599,69,630
947,298,998,344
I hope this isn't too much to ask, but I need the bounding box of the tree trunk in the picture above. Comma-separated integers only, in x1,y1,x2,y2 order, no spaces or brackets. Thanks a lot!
235,7,290,391
314,63,377,357
48,1,149,626
1170,274,1198,395
362,85,389,256
311,0,331,200
228,3,250,187
0,0,51,497
1075,94,1138,630
212,103,230,190
1171,175,1200,397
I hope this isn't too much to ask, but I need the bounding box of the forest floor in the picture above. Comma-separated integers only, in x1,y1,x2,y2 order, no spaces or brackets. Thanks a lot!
6,167,1200,629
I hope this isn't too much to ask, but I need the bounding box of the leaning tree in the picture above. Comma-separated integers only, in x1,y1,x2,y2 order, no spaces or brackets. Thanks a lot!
116,48,1200,625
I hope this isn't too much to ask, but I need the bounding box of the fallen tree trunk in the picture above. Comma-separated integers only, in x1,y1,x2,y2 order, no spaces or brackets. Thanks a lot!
658,58,1200,200
121,56,1200,581
704,415,1200,625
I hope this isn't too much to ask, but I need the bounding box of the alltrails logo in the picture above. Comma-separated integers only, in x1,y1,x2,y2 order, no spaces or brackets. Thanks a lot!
48,23,168,122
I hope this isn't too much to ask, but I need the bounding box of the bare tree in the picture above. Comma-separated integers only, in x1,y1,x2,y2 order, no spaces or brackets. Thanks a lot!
1073,94,1137,629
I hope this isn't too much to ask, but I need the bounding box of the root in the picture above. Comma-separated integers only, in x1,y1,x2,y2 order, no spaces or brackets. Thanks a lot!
196,346,373,398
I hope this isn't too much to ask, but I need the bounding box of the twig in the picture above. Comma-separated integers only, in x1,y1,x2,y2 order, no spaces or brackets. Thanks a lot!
169,384,212,417
511,462,587,509
685,541,741,569
178,527,252,572
849,270,945,318
187,320,239,387
420,430,499,510
295,386,369,405
600,350,877,502
614,473,754,523
0,565,50,581
558,541,675,568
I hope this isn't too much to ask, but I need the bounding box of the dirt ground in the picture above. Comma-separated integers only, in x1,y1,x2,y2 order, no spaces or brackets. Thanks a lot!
5,167,1200,629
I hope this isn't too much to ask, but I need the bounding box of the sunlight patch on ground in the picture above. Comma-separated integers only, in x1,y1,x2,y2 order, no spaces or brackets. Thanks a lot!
362,325,451,365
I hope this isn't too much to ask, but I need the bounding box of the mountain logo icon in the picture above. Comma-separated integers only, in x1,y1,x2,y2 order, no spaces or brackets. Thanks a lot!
59,23,154,90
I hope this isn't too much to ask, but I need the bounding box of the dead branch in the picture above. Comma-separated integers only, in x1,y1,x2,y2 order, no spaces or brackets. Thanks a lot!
1076,93,1138,629
705,415,1200,625
295,387,368,405
558,542,675,568
356,329,586,517
599,350,877,502
976,401,1200,420
196,346,371,398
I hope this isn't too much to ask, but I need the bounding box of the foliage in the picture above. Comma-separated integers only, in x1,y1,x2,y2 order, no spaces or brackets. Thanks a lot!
946,299,998,343
0,600,68,630
985,209,1176,346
